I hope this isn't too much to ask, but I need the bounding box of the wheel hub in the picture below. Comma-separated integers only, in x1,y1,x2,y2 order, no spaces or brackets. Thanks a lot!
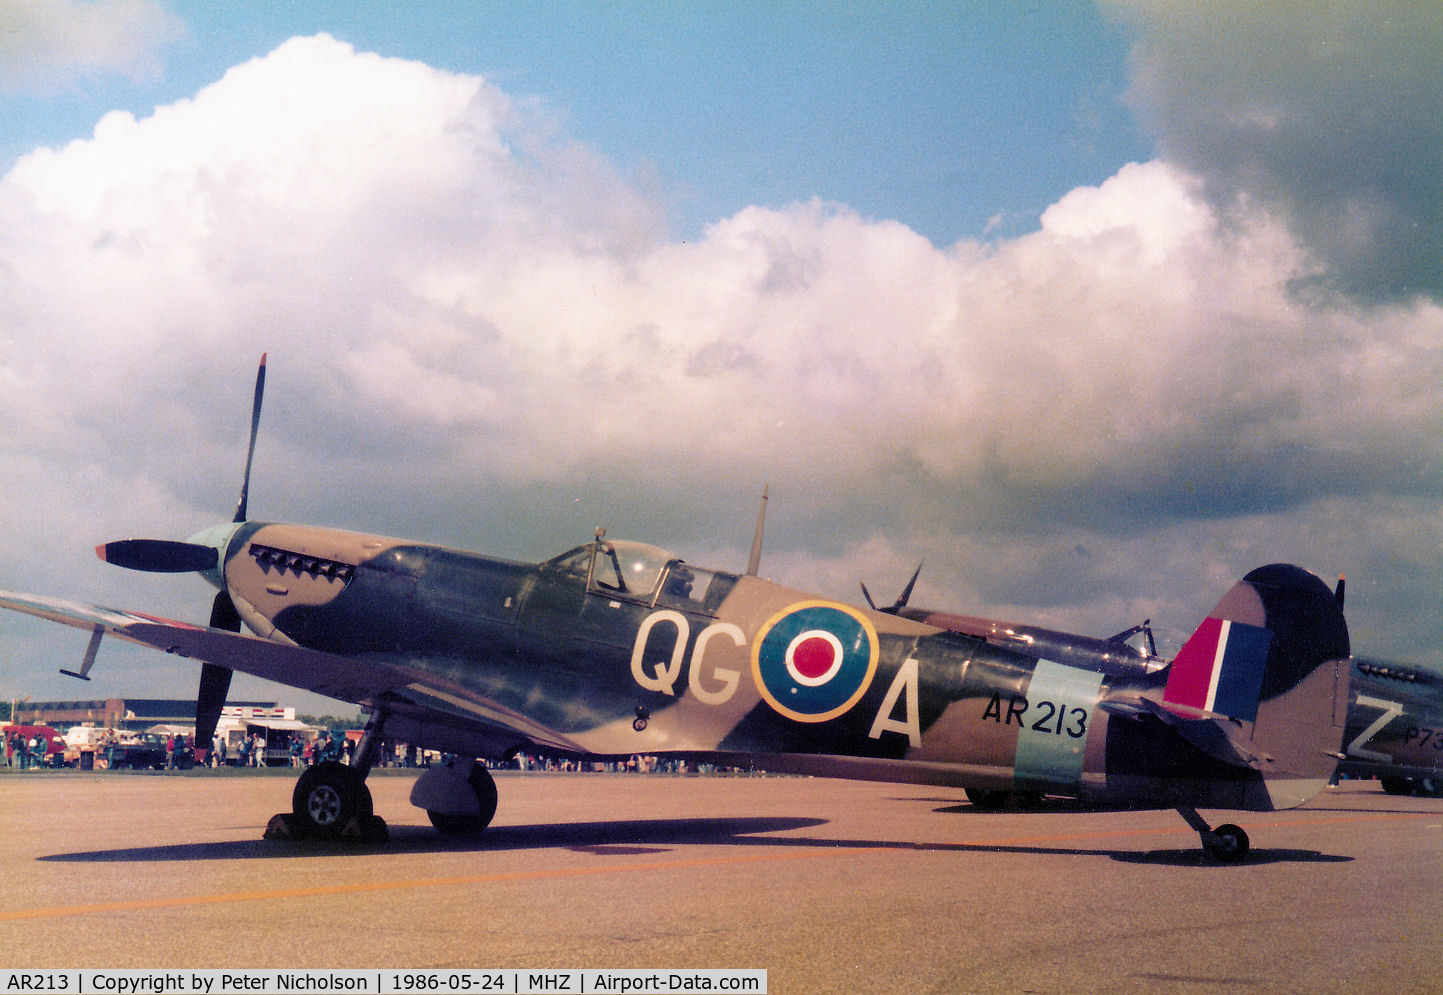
307,783,343,826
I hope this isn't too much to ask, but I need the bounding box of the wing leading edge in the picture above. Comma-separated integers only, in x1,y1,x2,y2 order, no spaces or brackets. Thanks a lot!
0,589,574,753
0,588,410,702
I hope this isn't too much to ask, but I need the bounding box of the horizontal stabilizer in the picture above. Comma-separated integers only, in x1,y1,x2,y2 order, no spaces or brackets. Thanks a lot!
1102,691,1273,767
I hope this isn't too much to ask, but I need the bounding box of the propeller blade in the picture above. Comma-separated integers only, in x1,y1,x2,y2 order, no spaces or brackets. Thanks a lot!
861,582,878,611
95,539,217,573
233,353,267,523
209,587,242,631
194,662,233,765
194,590,240,765
862,562,924,615
895,561,924,610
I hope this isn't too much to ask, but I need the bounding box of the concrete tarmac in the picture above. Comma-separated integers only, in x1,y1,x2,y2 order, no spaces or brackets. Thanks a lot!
0,768,1439,992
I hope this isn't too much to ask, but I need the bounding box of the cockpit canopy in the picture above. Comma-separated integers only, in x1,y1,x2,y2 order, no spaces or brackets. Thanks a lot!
543,539,736,615
544,540,675,597
592,540,675,597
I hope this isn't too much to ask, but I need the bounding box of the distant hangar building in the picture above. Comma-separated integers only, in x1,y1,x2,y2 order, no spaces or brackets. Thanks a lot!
13,698,278,733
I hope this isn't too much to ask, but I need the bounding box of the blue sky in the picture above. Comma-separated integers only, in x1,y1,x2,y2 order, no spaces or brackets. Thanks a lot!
2,2,1149,244
0,1,1439,711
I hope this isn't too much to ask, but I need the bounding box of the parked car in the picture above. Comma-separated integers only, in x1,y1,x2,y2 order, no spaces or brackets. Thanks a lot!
105,734,169,770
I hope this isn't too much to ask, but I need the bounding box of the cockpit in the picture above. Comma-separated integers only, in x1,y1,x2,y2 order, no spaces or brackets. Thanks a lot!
543,538,737,615
589,540,674,597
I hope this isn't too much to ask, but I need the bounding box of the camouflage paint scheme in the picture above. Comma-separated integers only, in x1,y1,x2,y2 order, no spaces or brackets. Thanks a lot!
0,515,1352,856
891,603,1443,798
1337,661,1443,795
234,522,1348,801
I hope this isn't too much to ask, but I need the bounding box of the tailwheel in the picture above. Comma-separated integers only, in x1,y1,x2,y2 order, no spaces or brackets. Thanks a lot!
1178,807,1250,863
427,764,498,836
1202,823,1249,863
291,761,377,839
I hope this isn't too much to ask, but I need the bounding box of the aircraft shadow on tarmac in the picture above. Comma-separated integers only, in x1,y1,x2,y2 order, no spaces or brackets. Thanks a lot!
37,816,826,863
37,812,1352,867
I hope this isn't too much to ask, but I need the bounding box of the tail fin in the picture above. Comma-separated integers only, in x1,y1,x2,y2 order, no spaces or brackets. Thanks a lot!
1165,563,1351,808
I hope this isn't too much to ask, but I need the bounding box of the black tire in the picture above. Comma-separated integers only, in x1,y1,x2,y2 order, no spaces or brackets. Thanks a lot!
428,765,499,835
965,787,1011,811
292,761,373,837
1380,776,1413,796
1203,823,1249,863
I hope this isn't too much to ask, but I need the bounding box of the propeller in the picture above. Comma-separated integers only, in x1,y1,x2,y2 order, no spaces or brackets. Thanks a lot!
94,354,268,763
197,354,266,761
861,562,923,615
95,538,217,573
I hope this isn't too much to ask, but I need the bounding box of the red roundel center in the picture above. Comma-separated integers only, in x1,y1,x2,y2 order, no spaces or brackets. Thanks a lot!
791,635,838,681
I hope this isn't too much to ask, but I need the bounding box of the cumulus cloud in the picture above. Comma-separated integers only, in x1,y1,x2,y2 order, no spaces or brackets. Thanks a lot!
1105,0,1443,302
0,0,185,92
1,32,1440,705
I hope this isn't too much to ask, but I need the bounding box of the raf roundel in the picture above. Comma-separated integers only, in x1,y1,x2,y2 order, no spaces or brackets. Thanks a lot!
752,601,880,722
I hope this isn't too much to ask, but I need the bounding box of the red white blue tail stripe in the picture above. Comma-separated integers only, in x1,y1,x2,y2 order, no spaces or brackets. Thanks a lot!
1163,616,1273,722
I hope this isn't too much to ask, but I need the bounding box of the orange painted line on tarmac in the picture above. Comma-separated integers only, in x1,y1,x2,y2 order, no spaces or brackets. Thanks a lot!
1,809,1431,923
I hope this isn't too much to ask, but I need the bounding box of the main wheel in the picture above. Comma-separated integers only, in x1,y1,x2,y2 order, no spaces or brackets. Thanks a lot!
1203,823,1249,863
965,787,1011,811
292,761,373,837
1380,776,1412,796
428,765,499,835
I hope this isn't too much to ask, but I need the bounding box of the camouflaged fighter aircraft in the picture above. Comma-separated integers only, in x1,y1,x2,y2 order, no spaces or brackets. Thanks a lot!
1336,660,1443,797
0,358,1354,861
863,571,1442,801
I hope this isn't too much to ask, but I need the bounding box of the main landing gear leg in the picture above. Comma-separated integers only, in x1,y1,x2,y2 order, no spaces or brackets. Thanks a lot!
265,709,390,842
1176,806,1249,863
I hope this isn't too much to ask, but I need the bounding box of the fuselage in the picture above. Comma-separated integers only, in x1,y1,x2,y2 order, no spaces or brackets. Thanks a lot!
896,600,1441,794
190,521,1344,812
1338,660,1443,790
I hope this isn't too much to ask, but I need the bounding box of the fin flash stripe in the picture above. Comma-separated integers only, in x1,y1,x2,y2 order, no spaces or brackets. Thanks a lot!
1165,616,1272,721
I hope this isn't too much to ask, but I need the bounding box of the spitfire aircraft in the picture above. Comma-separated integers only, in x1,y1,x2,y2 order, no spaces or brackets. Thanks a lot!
863,570,1442,801
1336,660,1443,796
0,358,1354,861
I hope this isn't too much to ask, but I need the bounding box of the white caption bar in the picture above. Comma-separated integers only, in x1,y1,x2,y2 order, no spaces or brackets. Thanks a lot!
0,970,766,995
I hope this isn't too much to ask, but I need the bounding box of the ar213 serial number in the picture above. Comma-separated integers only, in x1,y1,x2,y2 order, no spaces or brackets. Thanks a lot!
981,692,1088,739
